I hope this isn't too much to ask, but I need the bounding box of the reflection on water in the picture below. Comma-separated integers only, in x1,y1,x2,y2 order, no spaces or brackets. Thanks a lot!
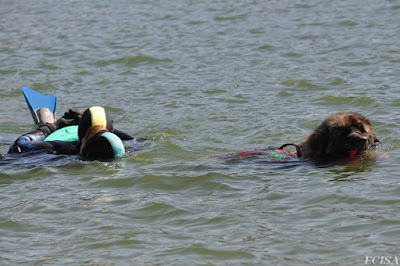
0,151,79,168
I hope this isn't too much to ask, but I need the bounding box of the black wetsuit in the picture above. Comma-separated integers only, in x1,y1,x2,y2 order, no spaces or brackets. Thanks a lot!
8,109,134,155
8,129,134,155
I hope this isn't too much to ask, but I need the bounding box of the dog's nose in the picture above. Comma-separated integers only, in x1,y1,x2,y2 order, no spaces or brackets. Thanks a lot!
356,136,368,147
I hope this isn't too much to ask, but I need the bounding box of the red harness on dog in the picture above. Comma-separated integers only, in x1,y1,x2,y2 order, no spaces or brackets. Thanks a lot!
239,144,299,159
238,145,360,161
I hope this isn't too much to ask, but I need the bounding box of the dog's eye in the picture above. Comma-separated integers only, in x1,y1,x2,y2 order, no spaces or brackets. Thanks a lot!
338,127,350,136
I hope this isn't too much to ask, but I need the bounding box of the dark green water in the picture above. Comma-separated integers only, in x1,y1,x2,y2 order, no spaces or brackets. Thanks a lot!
1,1,400,265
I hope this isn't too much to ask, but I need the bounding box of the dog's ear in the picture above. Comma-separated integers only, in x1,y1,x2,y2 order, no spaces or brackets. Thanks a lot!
307,122,331,157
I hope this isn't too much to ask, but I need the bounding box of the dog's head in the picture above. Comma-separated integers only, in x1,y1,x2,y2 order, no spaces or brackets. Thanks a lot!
298,112,379,159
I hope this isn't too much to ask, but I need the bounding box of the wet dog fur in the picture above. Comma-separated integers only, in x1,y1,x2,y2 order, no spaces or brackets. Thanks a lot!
297,112,379,161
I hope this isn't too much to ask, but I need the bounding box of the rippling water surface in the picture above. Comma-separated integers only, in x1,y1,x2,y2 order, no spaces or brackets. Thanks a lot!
1,1,400,265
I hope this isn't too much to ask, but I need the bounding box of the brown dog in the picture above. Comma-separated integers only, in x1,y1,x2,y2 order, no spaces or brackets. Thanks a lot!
297,112,379,160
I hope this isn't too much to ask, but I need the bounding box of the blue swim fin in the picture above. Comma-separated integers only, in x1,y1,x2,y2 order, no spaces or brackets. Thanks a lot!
22,87,57,125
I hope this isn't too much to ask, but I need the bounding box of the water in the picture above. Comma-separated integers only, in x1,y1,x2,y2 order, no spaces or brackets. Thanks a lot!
1,0,400,264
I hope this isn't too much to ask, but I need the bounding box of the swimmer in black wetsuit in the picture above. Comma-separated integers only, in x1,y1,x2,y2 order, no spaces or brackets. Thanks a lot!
8,106,134,160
